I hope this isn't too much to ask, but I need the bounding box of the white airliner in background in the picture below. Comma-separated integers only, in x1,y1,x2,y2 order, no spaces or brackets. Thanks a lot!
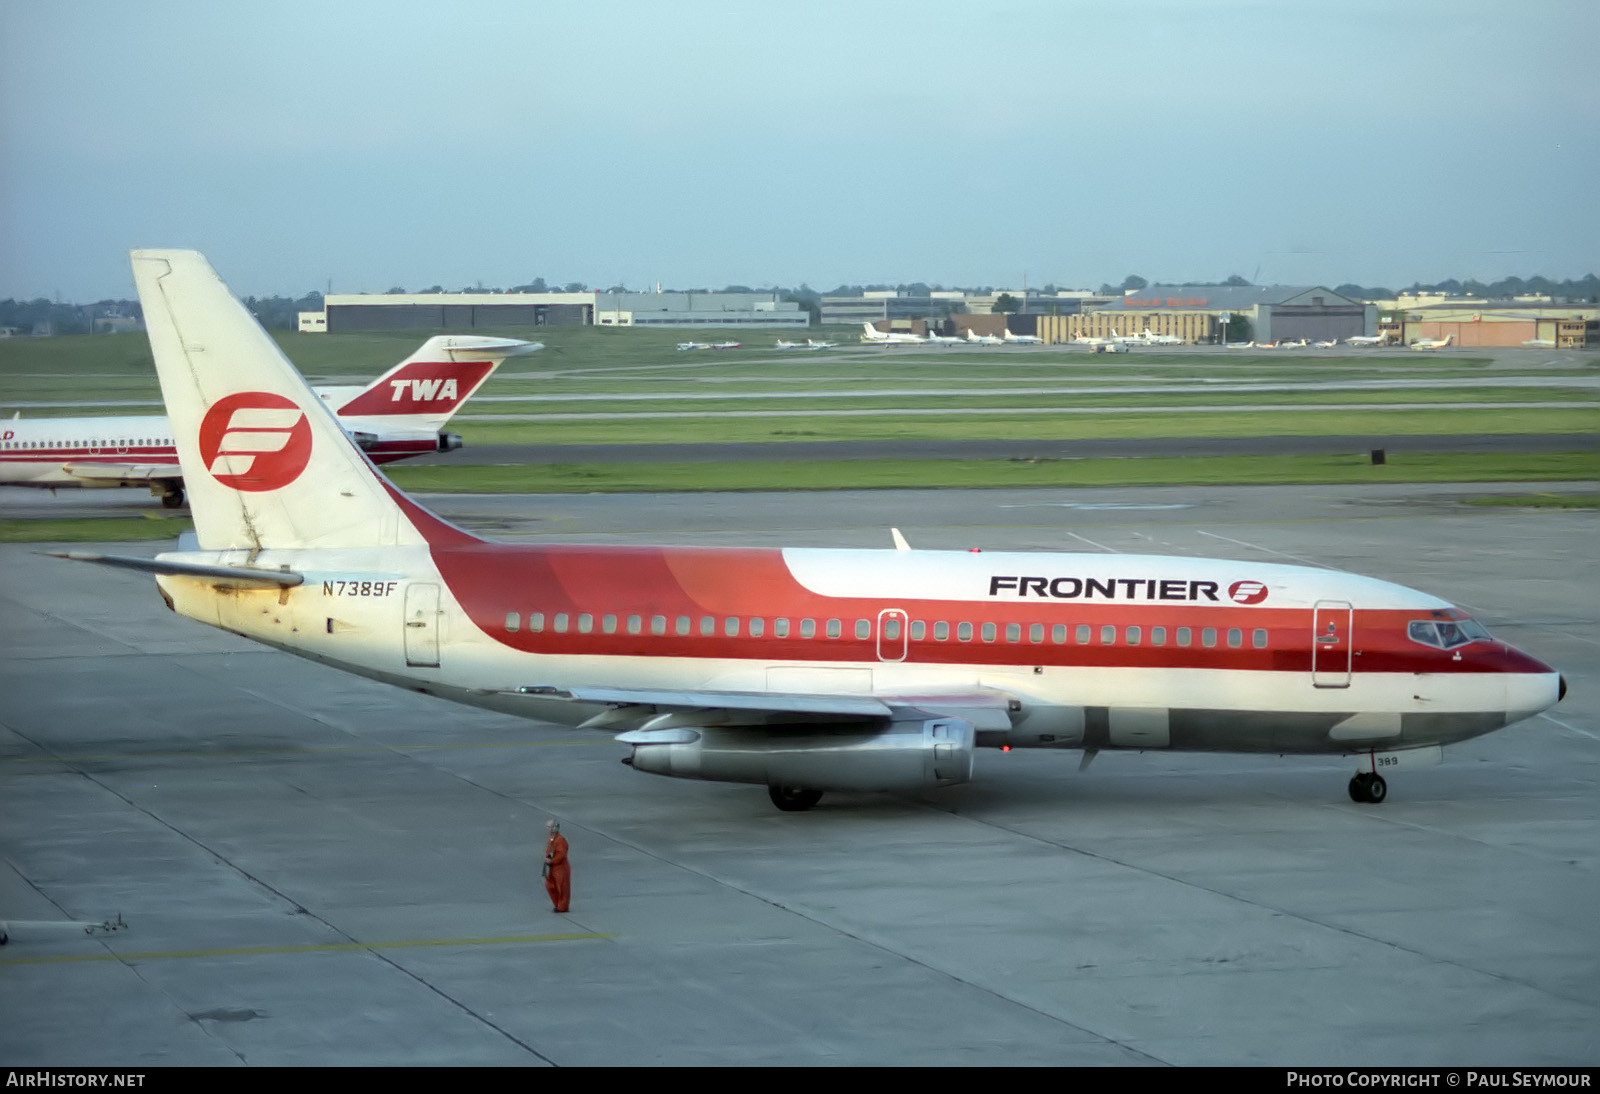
806,339,838,349
1002,329,1043,345
964,329,1003,345
1345,333,1392,347
0,335,534,507
58,251,1566,813
1410,335,1454,351
925,330,964,346
860,323,926,345
1138,329,1182,346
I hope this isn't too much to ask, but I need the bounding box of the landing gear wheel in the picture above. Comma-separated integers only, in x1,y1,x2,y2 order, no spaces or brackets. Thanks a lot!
768,785,823,812
1348,772,1388,804
160,485,185,509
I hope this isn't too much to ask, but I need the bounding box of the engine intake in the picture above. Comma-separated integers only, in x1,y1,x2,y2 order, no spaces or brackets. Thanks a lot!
620,716,975,792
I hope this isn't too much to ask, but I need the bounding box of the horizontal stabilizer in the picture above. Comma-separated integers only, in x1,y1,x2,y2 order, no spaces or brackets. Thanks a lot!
46,551,303,588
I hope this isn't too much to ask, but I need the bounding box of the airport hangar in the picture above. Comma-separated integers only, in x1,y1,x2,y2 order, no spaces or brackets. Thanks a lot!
1377,301,1599,348
1044,285,1374,345
833,285,1375,344
298,290,809,333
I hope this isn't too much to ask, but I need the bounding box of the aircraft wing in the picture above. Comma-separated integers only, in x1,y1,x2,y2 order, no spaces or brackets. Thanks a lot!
505,684,1018,730
60,461,182,486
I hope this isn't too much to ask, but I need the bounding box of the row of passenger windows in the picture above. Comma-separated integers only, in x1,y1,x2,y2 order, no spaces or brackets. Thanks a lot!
504,611,1269,649
2,439,170,450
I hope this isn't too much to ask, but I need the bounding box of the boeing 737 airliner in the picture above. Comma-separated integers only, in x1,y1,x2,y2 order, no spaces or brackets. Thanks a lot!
2,335,537,506
55,251,1566,811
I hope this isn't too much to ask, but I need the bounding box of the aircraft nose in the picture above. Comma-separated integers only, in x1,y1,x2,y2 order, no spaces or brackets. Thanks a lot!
1559,675,1568,703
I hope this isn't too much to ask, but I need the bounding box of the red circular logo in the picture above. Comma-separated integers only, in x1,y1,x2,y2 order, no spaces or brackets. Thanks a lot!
1229,580,1269,605
197,392,312,492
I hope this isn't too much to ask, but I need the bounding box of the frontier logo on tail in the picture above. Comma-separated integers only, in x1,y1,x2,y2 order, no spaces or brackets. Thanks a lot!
198,392,312,491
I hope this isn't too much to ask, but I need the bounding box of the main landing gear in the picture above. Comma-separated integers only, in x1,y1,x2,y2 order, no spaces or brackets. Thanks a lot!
768,785,824,812
154,481,185,509
1348,771,1388,804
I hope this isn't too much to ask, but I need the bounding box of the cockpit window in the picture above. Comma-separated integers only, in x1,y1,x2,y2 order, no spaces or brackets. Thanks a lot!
1408,618,1491,649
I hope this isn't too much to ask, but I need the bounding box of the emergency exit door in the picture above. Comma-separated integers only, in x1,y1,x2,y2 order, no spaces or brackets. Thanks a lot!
1311,600,1352,688
404,583,441,667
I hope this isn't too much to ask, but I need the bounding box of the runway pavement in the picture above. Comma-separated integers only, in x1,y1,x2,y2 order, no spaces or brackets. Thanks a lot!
407,432,1600,467
1,483,1597,1066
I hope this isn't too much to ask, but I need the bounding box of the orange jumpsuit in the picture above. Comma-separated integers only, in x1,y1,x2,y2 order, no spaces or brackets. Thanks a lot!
543,832,571,912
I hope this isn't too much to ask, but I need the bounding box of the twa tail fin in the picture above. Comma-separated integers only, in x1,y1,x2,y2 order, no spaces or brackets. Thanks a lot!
330,335,538,429
130,249,447,552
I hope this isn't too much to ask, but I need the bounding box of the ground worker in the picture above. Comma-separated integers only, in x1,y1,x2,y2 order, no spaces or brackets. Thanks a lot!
542,818,570,913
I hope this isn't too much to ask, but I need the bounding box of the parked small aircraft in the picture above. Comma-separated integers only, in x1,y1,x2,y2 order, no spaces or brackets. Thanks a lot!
860,323,926,345
1410,335,1454,351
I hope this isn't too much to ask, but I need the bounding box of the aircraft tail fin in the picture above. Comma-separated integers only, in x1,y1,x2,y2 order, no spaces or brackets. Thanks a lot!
130,249,442,552
331,335,539,429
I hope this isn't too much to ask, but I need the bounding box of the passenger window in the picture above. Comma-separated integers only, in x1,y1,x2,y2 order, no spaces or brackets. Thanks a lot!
1151,626,1166,647
1126,626,1141,646
883,618,901,640
1076,624,1091,644
725,617,740,637
933,621,949,641
554,613,570,634
1005,623,1021,643
981,622,997,643
650,615,666,636
504,612,520,633
774,617,790,638
700,616,715,636
627,615,642,635
826,619,841,638
910,620,925,641
675,616,691,636
1100,625,1115,645
1029,623,1044,644
855,619,870,640
750,618,765,637
1176,627,1191,647
602,614,617,635
578,613,594,634
1252,628,1267,648
957,622,973,642
530,612,545,633
801,619,816,638
1227,628,1242,648
1052,623,1067,644
1202,627,1217,648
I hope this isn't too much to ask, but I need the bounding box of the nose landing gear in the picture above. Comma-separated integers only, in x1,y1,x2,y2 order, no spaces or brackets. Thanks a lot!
1348,771,1388,804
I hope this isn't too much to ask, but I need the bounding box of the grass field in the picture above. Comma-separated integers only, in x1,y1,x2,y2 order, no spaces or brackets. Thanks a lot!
2,326,1595,494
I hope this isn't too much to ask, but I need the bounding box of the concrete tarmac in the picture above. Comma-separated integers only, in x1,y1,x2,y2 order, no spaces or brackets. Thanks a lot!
2,483,1597,1066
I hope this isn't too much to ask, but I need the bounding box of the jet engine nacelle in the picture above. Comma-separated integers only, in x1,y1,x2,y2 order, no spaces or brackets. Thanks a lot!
620,717,976,792
436,432,462,452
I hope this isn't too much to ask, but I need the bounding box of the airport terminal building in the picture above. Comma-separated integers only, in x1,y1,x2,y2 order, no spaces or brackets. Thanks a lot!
301,290,806,333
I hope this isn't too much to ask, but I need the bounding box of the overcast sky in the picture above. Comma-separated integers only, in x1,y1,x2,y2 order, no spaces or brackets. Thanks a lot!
3,0,1596,301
